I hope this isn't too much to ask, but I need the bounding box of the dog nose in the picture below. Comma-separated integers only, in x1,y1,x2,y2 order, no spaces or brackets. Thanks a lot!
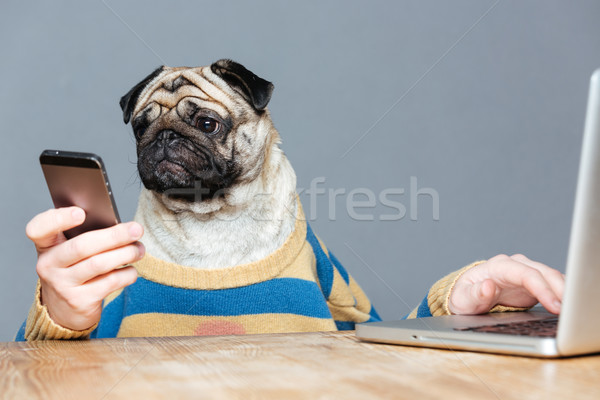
157,130,178,142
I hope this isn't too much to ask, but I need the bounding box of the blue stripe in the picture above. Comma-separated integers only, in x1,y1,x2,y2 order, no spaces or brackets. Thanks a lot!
328,250,350,285
402,295,433,319
416,295,433,318
93,276,333,321
305,223,334,299
368,305,381,321
335,320,355,330
90,293,127,339
15,320,26,341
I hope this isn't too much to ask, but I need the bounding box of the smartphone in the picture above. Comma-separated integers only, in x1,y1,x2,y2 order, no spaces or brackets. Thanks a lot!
40,150,121,239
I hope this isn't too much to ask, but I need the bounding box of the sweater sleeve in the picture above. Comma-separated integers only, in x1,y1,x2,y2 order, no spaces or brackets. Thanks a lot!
16,280,97,341
305,225,380,330
325,250,381,330
406,260,530,319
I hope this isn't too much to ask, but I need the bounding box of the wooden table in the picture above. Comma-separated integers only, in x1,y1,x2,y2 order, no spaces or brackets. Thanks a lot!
1,331,599,399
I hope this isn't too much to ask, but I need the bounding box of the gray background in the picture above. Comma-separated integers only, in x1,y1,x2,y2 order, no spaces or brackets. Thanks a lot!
1,0,599,341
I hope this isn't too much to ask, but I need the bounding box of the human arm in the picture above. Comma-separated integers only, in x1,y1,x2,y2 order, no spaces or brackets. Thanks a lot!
406,254,564,319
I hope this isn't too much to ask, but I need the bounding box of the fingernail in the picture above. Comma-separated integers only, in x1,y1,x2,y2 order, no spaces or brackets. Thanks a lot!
137,242,146,257
129,223,143,239
71,208,85,222
553,300,562,310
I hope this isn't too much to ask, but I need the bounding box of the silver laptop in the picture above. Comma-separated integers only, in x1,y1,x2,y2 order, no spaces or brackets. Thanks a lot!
356,69,600,358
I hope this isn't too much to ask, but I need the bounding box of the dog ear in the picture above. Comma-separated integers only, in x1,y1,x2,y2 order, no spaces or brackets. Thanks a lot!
210,59,274,111
119,66,165,124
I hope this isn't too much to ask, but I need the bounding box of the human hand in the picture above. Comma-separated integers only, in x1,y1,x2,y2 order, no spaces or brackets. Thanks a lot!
448,254,564,315
26,207,145,331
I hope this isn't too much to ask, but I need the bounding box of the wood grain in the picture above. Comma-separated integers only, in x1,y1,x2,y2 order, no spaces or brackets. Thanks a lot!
2,331,599,400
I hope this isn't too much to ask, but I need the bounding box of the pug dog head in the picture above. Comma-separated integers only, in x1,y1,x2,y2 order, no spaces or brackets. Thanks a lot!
120,59,278,210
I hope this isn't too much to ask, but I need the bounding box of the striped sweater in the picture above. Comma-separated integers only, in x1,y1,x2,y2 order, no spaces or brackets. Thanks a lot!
17,205,483,341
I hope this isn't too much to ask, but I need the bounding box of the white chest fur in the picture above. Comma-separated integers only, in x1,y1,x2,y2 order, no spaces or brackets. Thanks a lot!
134,150,298,269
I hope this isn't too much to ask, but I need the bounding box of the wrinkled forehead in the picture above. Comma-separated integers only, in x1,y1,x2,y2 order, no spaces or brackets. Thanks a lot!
132,66,238,120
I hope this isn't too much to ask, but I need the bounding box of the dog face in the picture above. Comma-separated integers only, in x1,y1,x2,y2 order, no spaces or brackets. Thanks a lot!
119,60,275,202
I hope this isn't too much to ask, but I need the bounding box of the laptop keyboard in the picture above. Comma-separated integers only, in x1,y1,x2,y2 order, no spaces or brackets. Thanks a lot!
453,317,558,337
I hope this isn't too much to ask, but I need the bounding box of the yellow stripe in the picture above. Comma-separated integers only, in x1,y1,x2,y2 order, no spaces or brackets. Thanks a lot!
116,313,337,337
327,303,372,324
327,267,356,307
276,240,317,282
406,308,419,319
348,276,372,313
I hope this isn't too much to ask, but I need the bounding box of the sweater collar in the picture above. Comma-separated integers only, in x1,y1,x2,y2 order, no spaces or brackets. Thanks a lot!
133,201,307,290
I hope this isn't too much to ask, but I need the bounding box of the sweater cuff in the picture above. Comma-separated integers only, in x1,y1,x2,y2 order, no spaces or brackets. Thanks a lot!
24,281,97,341
427,260,486,317
427,260,532,316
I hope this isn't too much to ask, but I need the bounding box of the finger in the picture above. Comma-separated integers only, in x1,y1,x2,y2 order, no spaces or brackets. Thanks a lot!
67,242,145,284
26,207,86,250
510,254,565,301
43,222,144,269
80,265,139,302
513,269,562,314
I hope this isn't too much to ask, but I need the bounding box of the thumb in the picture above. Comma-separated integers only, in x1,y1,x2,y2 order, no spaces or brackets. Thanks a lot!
450,279,498,315
470,279,499,314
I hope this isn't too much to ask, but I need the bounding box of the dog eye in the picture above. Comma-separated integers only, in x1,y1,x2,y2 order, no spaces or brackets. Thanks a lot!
132,122,147,140
196,117,220,134
134,127,146,140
